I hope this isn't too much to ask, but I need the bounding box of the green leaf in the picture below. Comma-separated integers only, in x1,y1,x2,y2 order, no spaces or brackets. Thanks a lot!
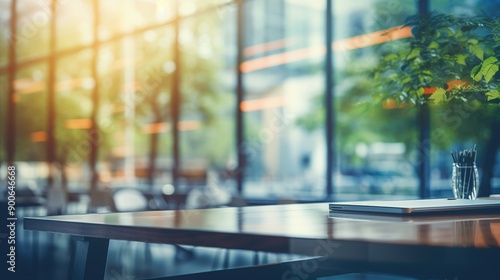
402,77,412,84
480,56,499,83
486,90,500,101
483,56,498,66
447,27,456,36
428,41,439,49
468,38,479,45
471,64,482,81
429,87,446,102
482,63,499,83
417,87,424,97
456,54,468,66
407,48,421,60
384,53,398,61
422,70,433,76
469,44,484,60
483,56,498,65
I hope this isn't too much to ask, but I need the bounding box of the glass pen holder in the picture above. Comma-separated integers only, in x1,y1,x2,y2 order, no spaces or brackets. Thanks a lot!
451,163,479,200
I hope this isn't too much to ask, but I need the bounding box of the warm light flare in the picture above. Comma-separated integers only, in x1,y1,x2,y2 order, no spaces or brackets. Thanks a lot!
240,96,286,112
142,120,201,134
446,79,468,90
56,78,89,91
381,98,408,110
14,79,45,94
241,25,413,73
243,38,292,57
65,119,93,129
423,87,437,95
30,131,47,142
240,46,325,73
178,120,200,131
142,122,170,134
333,26,412,52
13,77,96,95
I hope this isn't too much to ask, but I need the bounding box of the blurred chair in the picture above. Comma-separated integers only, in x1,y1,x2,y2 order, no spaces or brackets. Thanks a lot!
46,186,67,215
87,188,116,213
113,188,148,212
185,169,231,209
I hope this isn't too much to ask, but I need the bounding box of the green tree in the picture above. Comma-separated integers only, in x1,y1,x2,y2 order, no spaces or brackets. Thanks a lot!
371,13,500,196
132,9,231,188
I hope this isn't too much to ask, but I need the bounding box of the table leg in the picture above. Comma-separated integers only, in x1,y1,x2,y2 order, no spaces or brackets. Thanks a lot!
70,236,109,280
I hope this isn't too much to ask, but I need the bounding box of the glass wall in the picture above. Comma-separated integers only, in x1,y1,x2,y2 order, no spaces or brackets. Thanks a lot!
242,0,326,200
179,7,235,196
16,0,50,61
332,0,418,199
131,26,175,188
54,50,93,189
2,0,500,208
427,0,500,197
14,63,48,188
0,0,9,68
57,0,93,51
0,0,9,185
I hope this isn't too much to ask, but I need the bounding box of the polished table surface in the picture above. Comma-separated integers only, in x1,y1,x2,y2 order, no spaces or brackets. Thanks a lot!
24,203,500,279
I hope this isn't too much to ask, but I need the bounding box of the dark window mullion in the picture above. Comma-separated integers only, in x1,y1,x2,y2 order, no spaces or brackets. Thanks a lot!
325,0,335,198
171,0,181,186
47,0,56,189
6,0,17,167
236,0,245,195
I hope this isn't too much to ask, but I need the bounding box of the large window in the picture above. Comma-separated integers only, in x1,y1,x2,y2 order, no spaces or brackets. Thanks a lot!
57,0,93,51
16,1,50,61
2,0,499,205
179,8,235,191
13,63,48,189
55,50,93,189
241,0,326,200
427,0,500,197
0,0,9,68
332,0,418,199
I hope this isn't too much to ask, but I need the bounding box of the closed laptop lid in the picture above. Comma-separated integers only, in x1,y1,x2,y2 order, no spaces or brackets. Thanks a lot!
329,198,500,214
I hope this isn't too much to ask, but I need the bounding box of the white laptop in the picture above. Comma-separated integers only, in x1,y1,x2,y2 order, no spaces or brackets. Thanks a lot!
328,198,500,215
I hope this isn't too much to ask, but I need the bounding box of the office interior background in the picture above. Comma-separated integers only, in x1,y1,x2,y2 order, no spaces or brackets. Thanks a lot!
1,0,500,279
2,0,500,204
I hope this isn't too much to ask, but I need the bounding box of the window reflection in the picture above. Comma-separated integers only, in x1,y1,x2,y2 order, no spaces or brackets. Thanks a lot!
54,50,93,190
16,0,50,61
56,0,93,51
241,0,325,199
12,63,48,192
2,0,500,210
0,0,9,67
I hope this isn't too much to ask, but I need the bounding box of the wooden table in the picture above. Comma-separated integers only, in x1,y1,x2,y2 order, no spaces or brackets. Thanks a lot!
24,203,500,279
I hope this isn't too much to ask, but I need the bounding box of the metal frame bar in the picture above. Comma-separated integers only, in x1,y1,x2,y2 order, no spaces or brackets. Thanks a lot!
46,0,56,188
171,0,181,187
325,0,335,197
88,0,100,191
6,0,17,167
236,0,245,194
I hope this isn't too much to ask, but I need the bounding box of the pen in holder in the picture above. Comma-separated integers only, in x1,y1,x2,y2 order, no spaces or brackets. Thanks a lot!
451,146,479,200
